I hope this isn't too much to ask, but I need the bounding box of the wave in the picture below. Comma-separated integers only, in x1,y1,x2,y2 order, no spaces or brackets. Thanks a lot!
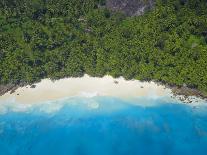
0,95,206,115
79,91,100,98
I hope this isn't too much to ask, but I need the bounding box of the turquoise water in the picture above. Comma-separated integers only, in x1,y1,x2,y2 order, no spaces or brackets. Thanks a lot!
0,96,207,155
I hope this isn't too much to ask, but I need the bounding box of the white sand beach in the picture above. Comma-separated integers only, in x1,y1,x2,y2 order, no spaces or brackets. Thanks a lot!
0,75,172,104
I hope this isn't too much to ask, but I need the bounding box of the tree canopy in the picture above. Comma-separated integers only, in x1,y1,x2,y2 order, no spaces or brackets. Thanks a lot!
0,0,207,96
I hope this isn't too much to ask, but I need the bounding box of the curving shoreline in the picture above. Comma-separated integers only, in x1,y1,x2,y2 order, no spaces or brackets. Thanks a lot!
0,74,172,104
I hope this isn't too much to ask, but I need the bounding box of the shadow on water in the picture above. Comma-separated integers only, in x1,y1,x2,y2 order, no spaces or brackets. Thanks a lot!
0,96,207,155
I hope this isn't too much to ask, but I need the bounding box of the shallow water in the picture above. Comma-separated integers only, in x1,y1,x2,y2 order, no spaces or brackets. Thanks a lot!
0,96,207,155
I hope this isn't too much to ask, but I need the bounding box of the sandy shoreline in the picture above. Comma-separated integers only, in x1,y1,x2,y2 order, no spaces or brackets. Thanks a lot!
0,74,172,104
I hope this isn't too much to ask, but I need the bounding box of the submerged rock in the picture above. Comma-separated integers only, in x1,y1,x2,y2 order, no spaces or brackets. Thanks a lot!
106,0,154,16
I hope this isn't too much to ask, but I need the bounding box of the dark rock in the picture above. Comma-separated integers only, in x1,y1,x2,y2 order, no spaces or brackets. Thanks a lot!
114,80,119,84
0,84,18,96
10,90,16,94
30,85,36,88
106,0,154,16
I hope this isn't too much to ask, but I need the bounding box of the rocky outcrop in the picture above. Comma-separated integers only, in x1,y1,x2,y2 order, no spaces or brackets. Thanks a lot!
0,84,18,96
0,82,27,96
171,86,207,101
106,0,154,16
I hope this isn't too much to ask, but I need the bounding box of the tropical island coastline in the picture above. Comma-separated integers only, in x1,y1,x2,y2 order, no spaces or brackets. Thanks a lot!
0,74,171,104
0,0,207,102
0,75,205,105
1,1,207,155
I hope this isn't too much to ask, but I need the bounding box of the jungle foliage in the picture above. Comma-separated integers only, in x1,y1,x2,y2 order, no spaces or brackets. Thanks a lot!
0,0,207,95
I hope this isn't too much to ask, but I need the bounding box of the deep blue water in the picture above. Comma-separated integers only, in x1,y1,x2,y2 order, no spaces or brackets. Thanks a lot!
0,96,207,155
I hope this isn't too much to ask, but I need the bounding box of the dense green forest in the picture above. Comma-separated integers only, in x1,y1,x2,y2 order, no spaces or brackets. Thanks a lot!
0,0,207,96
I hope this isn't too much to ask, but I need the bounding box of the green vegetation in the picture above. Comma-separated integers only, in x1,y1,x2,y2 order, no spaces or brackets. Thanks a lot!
0,0,207,95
